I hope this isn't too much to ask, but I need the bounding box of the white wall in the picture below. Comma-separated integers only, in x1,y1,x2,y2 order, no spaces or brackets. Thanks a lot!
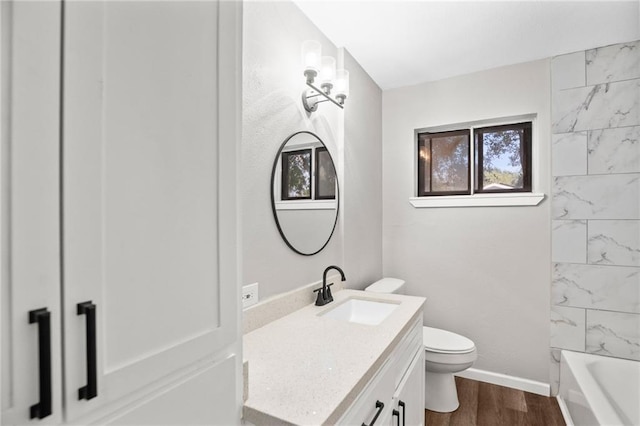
242,2,383,299
242,1,340,299
382,60,552,383
341,49,383,289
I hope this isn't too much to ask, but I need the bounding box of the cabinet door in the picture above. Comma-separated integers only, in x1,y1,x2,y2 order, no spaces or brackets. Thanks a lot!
103,355,238,426
62,1,241,422
1,2,63,424
392,348,425,426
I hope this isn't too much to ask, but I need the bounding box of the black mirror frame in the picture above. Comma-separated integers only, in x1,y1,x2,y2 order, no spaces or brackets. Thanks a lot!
270,131,340,256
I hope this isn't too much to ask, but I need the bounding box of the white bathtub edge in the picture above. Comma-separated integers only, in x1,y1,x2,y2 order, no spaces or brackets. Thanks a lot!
556,395,574,426
455,367,550,396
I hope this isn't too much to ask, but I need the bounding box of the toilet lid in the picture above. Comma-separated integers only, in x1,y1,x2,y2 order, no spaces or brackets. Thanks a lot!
365,277,405,294
423,326,475,353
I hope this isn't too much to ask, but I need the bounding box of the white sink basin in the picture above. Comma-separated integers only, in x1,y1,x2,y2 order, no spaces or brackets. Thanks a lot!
320,298,398,325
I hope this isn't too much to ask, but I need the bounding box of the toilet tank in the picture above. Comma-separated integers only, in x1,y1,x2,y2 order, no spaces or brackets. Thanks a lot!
364,278,406,294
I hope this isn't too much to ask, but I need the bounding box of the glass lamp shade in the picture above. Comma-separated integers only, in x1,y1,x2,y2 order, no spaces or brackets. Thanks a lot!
335,69,350,97
320,56,336,85
301,40,321,74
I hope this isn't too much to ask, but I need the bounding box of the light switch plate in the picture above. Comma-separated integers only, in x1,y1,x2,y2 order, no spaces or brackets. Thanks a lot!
242,282,259,308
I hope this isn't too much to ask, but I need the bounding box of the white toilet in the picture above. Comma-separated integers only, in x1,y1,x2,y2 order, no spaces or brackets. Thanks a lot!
364,278,477,413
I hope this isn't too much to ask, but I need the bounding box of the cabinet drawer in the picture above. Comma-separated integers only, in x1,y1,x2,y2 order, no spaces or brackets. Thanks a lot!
338,357,395,426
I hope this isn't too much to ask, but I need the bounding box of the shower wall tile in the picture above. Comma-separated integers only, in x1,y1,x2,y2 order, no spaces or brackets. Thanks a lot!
586,310,640,361
552,132,588,176
552,174,640,220
552,79,640,133
552,220,587,263
552,51,586,91
552,263,640,314
551,305,586,351
588,126,640,174
586,41,640,86
549,348,562,396
588,220,640,267
551,40,640,371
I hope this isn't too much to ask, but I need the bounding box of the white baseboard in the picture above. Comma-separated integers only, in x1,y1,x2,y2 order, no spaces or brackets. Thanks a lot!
556,396,574,426
455,368,550,396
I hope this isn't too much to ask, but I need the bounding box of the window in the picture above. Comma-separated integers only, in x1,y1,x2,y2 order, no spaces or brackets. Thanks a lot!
281,149,312,200
418,129,470,196
280,147,336,202
475,122,531,193
417,121,532,197
315,147,336,200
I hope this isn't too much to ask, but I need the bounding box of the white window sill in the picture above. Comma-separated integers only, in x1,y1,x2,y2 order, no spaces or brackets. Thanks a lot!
409,193,545,208
275,200,337,210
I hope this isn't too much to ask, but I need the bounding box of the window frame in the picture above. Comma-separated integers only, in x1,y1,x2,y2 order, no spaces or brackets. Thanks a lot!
474,121,532,194
417,129,471,197
281,148,312,201
314,147,337,200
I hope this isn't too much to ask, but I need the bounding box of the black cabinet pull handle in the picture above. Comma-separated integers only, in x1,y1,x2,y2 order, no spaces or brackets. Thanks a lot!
77,301,98,400
398,401,406,426
29,308,52,419
362,400,384,426
392,409,400,426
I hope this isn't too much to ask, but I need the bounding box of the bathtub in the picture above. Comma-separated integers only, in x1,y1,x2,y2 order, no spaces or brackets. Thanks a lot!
559,351,640,426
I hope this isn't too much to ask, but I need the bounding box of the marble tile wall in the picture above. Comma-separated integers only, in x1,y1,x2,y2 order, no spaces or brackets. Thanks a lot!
550,40,640,395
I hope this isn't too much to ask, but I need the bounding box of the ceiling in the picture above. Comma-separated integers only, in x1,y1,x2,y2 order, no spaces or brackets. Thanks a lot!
293,1,640,90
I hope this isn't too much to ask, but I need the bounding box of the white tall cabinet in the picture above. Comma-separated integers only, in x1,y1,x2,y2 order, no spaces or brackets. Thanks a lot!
1,1,242,424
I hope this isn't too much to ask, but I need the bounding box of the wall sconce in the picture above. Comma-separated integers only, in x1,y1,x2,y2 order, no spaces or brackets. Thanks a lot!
301,40,349,113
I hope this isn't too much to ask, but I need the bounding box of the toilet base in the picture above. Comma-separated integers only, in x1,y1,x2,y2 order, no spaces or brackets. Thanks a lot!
425,370,459,413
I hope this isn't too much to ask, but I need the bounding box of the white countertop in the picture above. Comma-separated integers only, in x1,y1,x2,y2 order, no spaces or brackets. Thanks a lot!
242,289,425,425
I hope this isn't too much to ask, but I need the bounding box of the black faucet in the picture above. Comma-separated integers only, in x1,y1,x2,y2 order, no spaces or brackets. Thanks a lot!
314,265,346,306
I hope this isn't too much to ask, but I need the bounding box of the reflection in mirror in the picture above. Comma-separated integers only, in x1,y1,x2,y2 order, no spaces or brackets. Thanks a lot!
315,148,336,199
271,131,339,256
282,149,311,200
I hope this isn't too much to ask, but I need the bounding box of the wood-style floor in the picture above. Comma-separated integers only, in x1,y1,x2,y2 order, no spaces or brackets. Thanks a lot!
424,377,565,426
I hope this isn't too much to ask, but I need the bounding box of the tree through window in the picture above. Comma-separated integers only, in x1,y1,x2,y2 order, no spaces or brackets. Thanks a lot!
281,149,311,199
475,122,531,192
418,130,470,196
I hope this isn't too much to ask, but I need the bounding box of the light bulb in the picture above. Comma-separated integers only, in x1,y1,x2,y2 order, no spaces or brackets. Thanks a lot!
320,56,336,85
335,69,350,97
301,40,321,74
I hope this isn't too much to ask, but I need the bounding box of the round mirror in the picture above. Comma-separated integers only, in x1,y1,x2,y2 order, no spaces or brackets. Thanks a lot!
270,131,339,256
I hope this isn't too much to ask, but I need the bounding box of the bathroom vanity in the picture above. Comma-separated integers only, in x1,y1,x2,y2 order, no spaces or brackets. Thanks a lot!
243,289,425,425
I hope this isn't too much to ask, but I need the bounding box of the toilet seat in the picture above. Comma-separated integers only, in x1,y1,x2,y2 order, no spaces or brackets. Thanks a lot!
423,326,475,354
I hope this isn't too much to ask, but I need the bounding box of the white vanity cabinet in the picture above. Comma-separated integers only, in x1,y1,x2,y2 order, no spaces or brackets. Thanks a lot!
338,319,424,426
243,290,425,425
1,1,242,425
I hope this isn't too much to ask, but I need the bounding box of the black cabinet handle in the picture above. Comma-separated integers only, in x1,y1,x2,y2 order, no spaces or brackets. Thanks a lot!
362,400,384,426
398,401,406,426
29,308,52,419
77,301,97,400
392,409,400,426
